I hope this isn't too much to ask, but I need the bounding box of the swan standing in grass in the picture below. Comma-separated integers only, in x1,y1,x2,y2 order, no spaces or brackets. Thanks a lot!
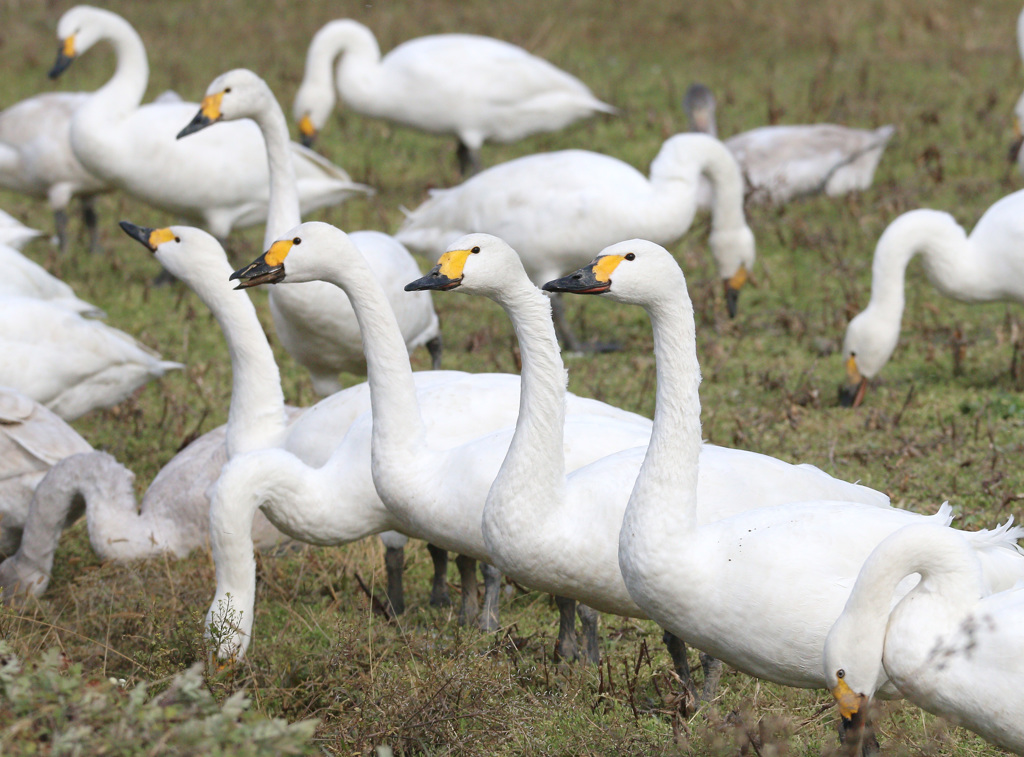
0,210,43,251
0,92,110,254
0,244,103,316
216,222,652,659
396,133,755,350
178,68,440,396
293,19,616,175
0,296,181,421
824,523,1024,755
682,83,894,206
550,239,1024,700
408,234,894,689
48,6,369,241
840,190,1024,408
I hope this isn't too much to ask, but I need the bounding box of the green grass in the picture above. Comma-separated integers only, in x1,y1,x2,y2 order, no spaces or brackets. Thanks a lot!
1,0,1023,754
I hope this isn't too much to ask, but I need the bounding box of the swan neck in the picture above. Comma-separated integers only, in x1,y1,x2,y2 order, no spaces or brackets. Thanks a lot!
252,98,301,249
698,140,747,233
93,15,150,112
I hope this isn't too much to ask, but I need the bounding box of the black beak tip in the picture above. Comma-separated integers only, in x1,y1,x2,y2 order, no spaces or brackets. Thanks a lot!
1009,137,1023,165
725,288,740,319
300,133,316,149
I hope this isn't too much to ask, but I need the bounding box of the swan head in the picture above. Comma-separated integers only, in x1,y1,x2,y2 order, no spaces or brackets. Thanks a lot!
839,308,897,408
178,68,273,139
120,221,230,289
1010,90,1024,164
710,226,756,318
230,221,354,288
823,611,888,745
51,6,121,79
681,83,718,138
404,233,527,301
292,83,332,149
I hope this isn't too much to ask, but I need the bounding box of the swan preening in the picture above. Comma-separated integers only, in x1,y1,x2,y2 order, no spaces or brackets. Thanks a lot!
396,132,756,349
293,19,616,174
682,83,894,205
840,190,1024,407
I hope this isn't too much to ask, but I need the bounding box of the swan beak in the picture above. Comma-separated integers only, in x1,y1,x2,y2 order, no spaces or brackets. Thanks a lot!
298,114,318,148
177,92,224,139
832,678,870,745
49,37,77,79
1009,118,1023,164
723,265,748,318
119,221,176,252
543,255,625,295
230,240,291,289
406,248,473,291
838,355,869,408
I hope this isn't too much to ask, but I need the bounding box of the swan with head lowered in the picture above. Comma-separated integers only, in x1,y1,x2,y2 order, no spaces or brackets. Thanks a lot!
548,240,1024,712
217,222,651,659
48,6,369,242
178,67,440,396
824,522,1024,755
396,133,755,350
840,189,1024,407
293,19,616,175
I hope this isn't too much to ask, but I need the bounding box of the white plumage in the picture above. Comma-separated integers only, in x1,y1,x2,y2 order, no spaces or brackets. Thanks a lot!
0,210,44,251
0,244,103,316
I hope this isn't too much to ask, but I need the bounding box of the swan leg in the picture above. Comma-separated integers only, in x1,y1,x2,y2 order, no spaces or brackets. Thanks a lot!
456,140,482,177
82,197,100,255
698,652,722,703
426,543,451,607
455,554,480,625
576,603,601,665
663,630,698,713
550,294,620,354
383,543,405,616
554,595,579,661
426,335,443,371
53,208,69,255
479,562,501,631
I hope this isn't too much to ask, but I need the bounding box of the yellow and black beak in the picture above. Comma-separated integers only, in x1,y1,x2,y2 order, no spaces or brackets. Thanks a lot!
178,91,225,139
1010,117,1023,165
298,114,318,149
838,355,869,408
832,678,871,749
119,221,176,252
544,254,626,295
230,239,292,289
49,36,77,79
723,264,748,319
405,248,473,292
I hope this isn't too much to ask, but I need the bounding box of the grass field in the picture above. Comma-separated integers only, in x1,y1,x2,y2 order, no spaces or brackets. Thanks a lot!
1,0,1023,753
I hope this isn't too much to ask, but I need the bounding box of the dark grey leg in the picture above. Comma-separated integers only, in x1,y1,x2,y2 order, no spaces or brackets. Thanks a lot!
577,603,601,665
456,140,482,177
455,554,479,625
550,294,620,354
383,544,405,616
427,543,451,607
554,595,579,661
54,208,69,255
479,562,501,631
426,335,443,371
82,198,100,255
663,630,698,713
699,652,723,702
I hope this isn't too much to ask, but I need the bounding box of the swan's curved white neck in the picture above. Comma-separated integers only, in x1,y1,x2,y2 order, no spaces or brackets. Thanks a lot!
86,13,150,116
653,136,747,236
245,94,301,249
304,21,382,107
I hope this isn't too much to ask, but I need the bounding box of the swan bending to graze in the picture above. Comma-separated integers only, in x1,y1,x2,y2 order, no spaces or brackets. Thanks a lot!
396,133,755,349
216,222,651,659
824,523,1024,754
0,296,181,421
682,83,894,206
49,6,370,240
409,234,892,687
293,19,616,175
0,93,110,253
178,68,440,396
0,244,103,316
840,190,1024,407
551,239,1024,697
0,210,43,251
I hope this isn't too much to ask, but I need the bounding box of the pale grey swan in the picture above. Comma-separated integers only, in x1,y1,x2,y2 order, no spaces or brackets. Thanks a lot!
293,19,616,174
212,222,651,659
48,6,369,240
840,190,1024,407
396,133,755,350
682,83,894,206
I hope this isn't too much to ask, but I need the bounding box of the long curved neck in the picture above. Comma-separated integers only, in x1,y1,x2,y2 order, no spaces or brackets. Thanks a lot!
249,94,301,249
310,22,381,105
89,14,150,116
692,137,747,236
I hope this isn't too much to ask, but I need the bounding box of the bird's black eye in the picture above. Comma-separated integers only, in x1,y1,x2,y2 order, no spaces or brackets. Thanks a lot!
625,253,635,261
471,246,480,254
224,87,232,93
837,669,845,679
293,237,302,245
174,236,181,243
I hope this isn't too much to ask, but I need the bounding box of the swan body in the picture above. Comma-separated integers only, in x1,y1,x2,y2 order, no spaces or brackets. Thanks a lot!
293,19,616,173
0,210,43,251
553,239,1024,691
180,68,440,395
841,191,1024,406
824,523,1024,754
50,6,370,240
0,244,102,316
214,222,651,658
0,296,181,421
683,84,894,206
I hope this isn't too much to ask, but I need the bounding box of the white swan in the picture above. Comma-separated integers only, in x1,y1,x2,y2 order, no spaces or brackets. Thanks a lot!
824,522,1024,754
1009,7,1024,169
840,190,1024,407
0,210,43,251
214,222,651,659
550,239,1024,695
293,19,616,174
0,244,103,316
0,92,110,253
178,67,440,395
49,6,370,240
396,133,756,349
682,84,894,206
0,296,181,421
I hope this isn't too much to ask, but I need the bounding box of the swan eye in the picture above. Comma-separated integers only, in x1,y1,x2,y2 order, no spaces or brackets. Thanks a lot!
224,87,232,93
837,669,845,679
174,236,181,243
471,246,480,254
625,253,635,261
292,237,302,245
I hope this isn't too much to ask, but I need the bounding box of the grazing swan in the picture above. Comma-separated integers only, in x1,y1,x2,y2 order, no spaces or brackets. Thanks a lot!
0,244,103,316
0,210,43,251
550,239,1024,696
0,93,110,253
0,388,92,557
409,234,892,687
682,83,894,206
0,296,181,421
840,190,1024,407
178,68,440,396
48,6,369,240
216,222,651,659
293,19,616,174
824,523,1024,755
396,133,756,349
